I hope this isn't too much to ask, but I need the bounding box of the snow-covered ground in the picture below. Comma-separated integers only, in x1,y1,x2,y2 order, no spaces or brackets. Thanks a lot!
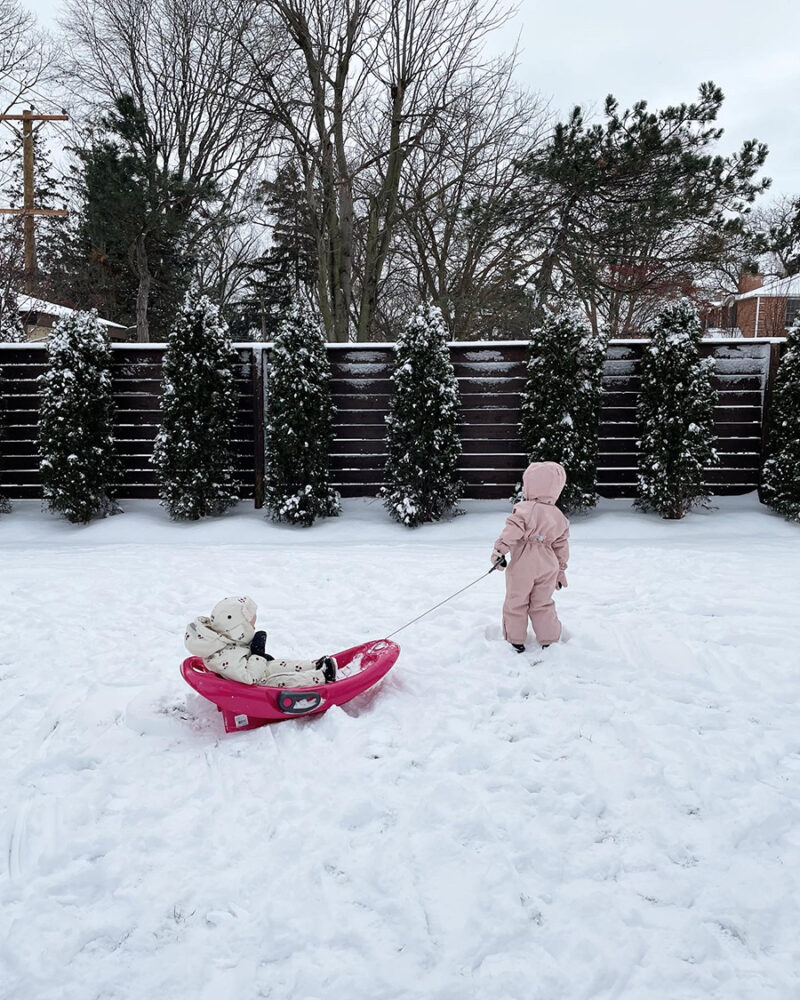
1,494,799,1000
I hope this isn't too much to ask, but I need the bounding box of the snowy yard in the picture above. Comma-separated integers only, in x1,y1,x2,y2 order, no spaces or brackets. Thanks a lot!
1,494,799,1000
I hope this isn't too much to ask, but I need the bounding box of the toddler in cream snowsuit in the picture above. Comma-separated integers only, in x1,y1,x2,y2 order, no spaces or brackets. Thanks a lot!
491,462,570,651
184,596,336,687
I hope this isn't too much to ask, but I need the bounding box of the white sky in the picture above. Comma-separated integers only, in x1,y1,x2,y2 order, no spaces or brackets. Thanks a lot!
493,0,800,200
22,0,800,200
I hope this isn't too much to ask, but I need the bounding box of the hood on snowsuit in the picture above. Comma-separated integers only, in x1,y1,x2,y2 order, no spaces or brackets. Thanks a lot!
208,596,258,644
522,462,567,505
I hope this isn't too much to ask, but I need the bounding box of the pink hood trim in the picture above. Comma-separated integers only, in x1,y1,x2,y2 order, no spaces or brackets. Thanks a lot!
522,462,567,505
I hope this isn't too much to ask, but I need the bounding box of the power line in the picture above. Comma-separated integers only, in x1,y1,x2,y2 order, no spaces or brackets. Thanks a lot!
1,67,72,117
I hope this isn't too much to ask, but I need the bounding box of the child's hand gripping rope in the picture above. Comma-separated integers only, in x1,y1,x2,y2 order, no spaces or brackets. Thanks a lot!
490,550,507,571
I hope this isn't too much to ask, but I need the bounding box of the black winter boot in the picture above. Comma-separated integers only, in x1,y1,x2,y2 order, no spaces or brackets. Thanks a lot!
315,656,337,682
510,642,525,654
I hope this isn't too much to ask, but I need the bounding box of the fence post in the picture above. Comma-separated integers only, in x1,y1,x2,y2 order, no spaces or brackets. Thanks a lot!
758,340,783,503
252,346,265,509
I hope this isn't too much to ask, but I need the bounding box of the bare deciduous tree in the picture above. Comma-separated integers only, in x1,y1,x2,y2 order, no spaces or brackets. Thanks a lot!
391,57,548,339
195,198,267,313
0,0,53,117
239,0,516,341
1,0,56,300
61,0,274,340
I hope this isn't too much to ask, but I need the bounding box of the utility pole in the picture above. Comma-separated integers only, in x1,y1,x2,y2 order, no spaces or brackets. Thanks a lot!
0,109,69,294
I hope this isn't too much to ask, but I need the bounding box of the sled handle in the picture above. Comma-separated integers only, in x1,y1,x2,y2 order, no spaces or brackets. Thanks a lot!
277,691,325,716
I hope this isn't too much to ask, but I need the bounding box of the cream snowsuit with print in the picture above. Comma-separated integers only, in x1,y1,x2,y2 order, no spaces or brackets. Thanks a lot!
184,596,328,688
493,462,570,646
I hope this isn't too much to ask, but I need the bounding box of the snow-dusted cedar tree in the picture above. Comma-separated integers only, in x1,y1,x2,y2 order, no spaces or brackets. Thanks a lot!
382,303,463,527
0,290,26,342
519,308,606,512
762,316,800,521
635,300,718,519
263,301,340,526
37,311,121,523
152,290,240,519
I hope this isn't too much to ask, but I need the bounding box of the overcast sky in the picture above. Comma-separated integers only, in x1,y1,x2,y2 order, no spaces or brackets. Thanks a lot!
500,0,800,200
24,0,800,200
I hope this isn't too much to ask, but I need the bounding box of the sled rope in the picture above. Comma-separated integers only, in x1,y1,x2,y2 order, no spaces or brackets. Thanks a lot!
385,558,505,639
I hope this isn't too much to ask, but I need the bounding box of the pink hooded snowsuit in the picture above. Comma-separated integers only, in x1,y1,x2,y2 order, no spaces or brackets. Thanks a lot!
493,462,570,646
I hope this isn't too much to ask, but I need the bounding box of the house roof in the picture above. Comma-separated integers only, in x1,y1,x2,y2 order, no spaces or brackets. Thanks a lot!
17,293,128,330
736,275,800,301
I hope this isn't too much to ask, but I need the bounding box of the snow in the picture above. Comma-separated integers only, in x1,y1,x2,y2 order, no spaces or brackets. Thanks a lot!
703,327,743,340
1,495,800,999
15,294,128,330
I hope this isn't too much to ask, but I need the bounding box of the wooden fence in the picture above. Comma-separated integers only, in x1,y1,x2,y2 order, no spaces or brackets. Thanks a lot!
0,339,784,503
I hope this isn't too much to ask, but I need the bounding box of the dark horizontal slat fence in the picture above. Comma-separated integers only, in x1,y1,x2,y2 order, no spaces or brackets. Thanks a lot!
326,341,779,500
0,345,259,501
0,339,783,503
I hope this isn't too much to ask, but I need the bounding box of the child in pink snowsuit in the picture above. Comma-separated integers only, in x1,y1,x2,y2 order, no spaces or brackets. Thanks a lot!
491,461,570,651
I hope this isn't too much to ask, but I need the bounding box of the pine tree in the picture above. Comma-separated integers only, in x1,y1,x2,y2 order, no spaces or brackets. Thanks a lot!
46,97,204,339
37,311,121,523
263,301,340,525
762,317,800,521
519,309,606,512
0,289,26,342
518,83,769,332
1,128,68,299
635,299,718,519
382,303,463,527
0,211,26,343
235,162,319,338
152,289,240,519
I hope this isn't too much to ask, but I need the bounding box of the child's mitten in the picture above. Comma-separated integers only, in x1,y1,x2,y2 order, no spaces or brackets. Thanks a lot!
490,549,507,570
250,630,267,657
557,570,568,590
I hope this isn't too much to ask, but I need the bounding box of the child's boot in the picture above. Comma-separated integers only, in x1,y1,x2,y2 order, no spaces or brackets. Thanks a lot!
315,656,338,682
509,642,525,654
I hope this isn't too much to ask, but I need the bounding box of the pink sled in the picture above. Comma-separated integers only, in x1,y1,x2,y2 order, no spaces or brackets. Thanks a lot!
181,638,400,733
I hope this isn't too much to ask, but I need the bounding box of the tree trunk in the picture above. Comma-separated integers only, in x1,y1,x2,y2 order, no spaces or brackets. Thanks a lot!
357,84,406,342
135,233,151,343
336,175,354,342
320,141,349,343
